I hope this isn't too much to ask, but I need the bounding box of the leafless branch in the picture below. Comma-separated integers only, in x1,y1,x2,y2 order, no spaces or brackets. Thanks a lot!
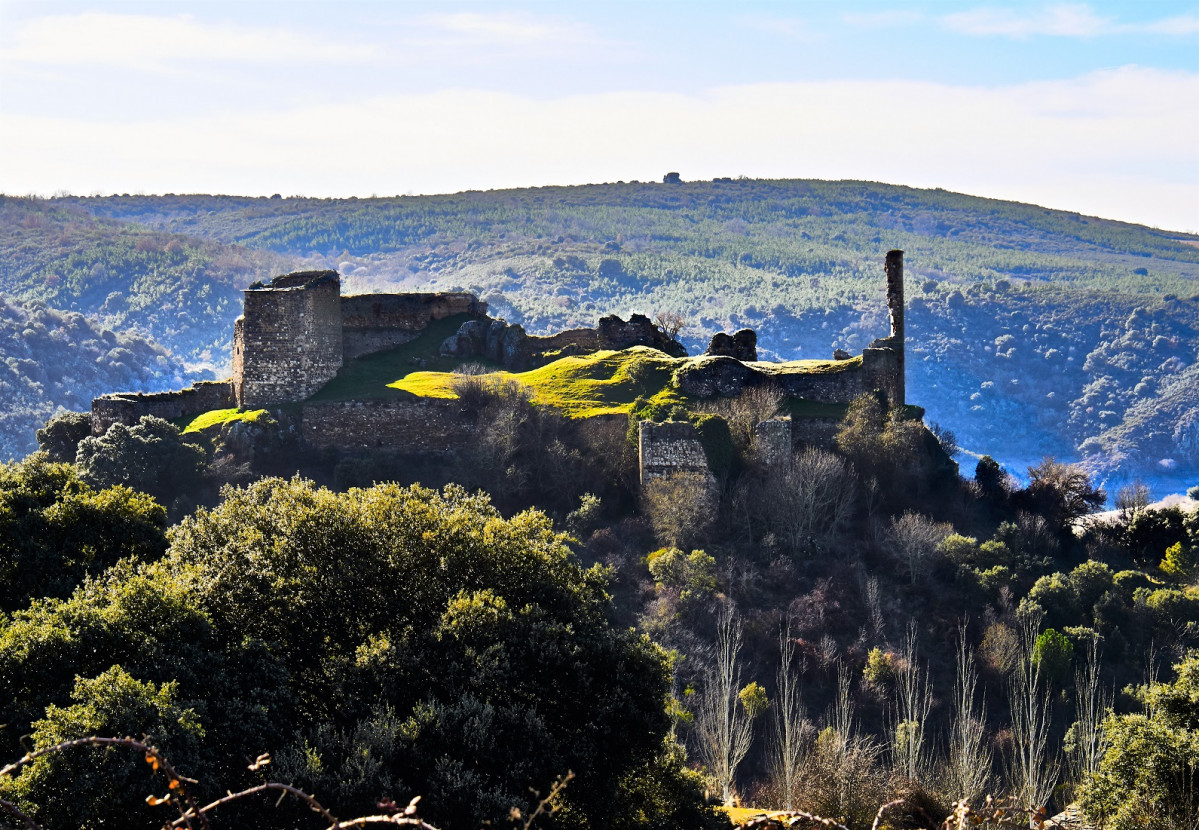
0,797,42,830
170,782,340,827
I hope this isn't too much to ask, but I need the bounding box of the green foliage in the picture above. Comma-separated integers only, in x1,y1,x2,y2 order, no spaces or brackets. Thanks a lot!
835,392,930,497
863,647,896,686
2,667,205,830
1031,628,1074,686
1120,506,1192,566
0,477,703,829
170,477,683,828
1160,541,1197,581
647,548,718,606
938,533,979,565
34,411,92,462
1081,651,1199,829
0,294,181,461
76,416,209,518
0,454,167,611
738,682,769,719
1016,458,1106,532
565,492,604,538
974,455,1009,499
604,742,728,830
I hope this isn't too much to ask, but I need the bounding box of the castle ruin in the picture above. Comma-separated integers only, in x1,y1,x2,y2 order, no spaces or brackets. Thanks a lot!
92,251,909,484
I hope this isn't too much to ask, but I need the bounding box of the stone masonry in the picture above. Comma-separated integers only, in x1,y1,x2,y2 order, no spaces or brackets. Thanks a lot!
91,380,236,435
93,251,906,478
233,271,344,408
342,293,486,361
753,416,792,465
638,420,714,487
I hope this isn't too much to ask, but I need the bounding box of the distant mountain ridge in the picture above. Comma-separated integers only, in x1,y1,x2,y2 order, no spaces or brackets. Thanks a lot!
1,181,1196,494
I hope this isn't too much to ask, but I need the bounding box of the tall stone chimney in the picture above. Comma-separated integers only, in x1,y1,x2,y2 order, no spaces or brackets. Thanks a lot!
885,249,905,406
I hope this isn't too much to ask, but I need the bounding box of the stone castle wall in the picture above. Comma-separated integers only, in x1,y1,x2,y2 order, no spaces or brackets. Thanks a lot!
341,293,486,361
301,398,475,453
234,272,343,407
790,417,842,449
92,381,236,435
772,348,900,406
675,347,901,408
753,416,792,465
638,420,713,487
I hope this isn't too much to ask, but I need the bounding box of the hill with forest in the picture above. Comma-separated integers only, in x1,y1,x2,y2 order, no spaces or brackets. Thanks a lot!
1,181,1197,495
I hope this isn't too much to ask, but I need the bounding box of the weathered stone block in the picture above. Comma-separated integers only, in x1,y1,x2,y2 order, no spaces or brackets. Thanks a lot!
638,420,713,487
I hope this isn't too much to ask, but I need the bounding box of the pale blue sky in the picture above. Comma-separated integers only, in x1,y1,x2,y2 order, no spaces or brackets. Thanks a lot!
2,1,1197,230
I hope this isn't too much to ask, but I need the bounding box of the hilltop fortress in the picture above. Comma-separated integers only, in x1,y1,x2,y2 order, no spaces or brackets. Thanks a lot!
92,251,908,475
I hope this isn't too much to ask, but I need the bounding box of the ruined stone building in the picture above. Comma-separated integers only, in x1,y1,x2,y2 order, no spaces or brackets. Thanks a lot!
92,251,909,485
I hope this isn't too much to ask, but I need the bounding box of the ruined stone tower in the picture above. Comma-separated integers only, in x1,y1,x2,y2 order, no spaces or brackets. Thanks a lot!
232,270,343,407
885,249,905,406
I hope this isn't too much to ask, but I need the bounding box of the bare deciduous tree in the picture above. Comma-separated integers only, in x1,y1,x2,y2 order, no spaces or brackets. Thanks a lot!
891,623,933,783
1005,611,1060,812
694,605,754,803
943,623,993,802
885,511,951,583
643,472,716,549
769,617,810,810
653,310,686,341
1114,479,1151,523
748,448,856,553
700,384,784,453
1066,636,1110,793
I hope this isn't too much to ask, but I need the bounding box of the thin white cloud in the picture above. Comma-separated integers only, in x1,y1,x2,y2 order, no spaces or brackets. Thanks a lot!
1142,13,1199,35
0,12,374,69
2,67,1196,232
379,9,623,66
841,11,926,28
413,11,595,47
942,3,1199,38
735,14,818,40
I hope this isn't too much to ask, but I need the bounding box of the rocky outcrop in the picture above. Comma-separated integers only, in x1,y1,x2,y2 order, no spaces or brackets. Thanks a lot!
705,329,758,361
439,318,531,366
673,356,760,397
441,313,688,369
597,314,687,357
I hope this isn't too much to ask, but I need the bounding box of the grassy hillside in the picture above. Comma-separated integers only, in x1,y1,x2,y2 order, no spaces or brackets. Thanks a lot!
2,181,1197,490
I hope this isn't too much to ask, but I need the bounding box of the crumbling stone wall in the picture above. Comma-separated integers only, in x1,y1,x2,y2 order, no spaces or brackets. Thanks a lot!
342,292,486,361
441,313,685,370
638,420,713,487
301,398,475,452
706,329,758,361
753,416,792,465
790,417,842,449
673,347,900,406
91,381,236,435
233,271,343,407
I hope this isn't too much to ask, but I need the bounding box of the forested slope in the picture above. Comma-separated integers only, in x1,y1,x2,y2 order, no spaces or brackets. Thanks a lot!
2,181,1198,490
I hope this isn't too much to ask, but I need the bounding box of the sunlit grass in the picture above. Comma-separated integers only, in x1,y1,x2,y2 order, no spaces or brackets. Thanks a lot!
181,408,270,433
389,347,691,418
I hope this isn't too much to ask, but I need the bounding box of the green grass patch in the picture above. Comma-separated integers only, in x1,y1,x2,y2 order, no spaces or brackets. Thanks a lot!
390,346,692,418
754,354,863,376
309,334,880,421
181,408,270,433
306,314,492,403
